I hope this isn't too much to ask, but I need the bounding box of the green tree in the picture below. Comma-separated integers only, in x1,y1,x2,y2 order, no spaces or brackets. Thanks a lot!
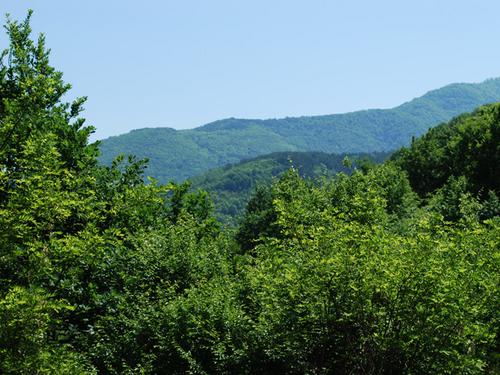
393,104,500,199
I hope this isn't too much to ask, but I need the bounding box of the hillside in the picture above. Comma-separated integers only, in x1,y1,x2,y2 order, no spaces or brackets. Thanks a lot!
99,78,500,182
190,151,390,223
392,102,500,204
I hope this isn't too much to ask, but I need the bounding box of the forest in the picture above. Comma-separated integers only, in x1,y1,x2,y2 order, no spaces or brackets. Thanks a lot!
190,151,390,223
0,13,499,374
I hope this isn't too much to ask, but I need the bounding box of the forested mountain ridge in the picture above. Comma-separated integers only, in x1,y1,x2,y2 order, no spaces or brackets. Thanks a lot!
99,77,500,182
190,151,390,223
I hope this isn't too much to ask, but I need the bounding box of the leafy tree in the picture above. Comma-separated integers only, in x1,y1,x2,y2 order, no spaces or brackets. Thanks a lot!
236,184,279,252
393,103,500,199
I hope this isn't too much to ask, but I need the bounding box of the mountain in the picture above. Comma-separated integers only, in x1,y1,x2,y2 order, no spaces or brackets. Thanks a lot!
190,151,390,224
98,78,500,182
392,102,500,201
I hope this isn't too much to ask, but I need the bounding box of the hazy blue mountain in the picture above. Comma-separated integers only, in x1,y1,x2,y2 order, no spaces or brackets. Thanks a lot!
99,78,500,182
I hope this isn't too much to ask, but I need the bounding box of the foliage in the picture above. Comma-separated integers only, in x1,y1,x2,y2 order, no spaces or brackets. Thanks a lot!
0,12,499,374
393,103,500,198
191,151,389,224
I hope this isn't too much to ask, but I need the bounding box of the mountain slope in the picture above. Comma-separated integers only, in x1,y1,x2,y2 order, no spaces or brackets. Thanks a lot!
190,151,390,223
392,102,500,200
99,78,500,182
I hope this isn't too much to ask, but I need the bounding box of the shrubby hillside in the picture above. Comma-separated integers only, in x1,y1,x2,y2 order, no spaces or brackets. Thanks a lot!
99,77,500,182
190,151,390,223
1,14,499,374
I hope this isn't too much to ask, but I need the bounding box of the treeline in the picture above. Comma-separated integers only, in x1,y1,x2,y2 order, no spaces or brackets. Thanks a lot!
190,151,390,224
0,14,499,374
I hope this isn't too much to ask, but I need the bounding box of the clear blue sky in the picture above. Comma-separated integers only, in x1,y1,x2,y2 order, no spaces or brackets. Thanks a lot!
1,1,499,139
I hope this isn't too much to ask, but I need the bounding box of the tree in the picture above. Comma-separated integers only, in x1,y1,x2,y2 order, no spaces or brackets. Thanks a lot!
0,12,101,371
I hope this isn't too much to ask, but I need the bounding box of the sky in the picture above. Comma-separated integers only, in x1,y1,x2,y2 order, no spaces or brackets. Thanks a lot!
1,1,499,140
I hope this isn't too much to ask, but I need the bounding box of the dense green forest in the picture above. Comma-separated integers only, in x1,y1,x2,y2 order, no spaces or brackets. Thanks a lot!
98,77,500,182
190,151,390,223
1,14,499,374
